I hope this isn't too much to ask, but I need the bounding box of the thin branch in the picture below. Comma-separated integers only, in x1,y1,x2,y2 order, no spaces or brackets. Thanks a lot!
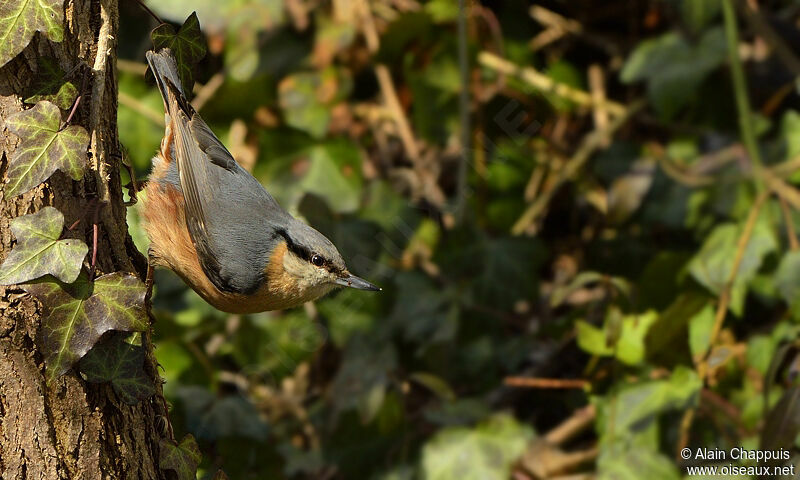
359,0,421,163
479,52,628,117
737,0,800,77
118,91,164,126
702,190,769,372
455,0,470,222
132,0,163,24
723,0,764,191
780,197,799,250
504,377,589,389
511,101,644,235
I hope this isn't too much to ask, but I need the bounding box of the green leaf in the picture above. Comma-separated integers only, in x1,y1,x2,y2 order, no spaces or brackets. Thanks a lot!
602,366,701,433
79,332,154,405
620,28,726,119
23,272,148,382
0,207,87,285
576,310,658,366
681,0,721,34
4,101,89,198
0,0,64,67
278,67,352,138
688,304,715,360
420,414,533,480
688,219,776,315
330,336,397,422
776,251,800,313
597,442,681,480
298,144,362,213
24,57,78,110
151,12,207,90
159,434,201,480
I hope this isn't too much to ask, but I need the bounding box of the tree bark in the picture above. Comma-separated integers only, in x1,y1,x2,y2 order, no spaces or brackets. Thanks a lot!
0,0,166,478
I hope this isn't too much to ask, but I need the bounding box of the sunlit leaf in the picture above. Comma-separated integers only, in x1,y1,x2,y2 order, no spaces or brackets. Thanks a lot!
297,142,362,213
23,272,148,382
4,101,89,198
278,67,352,138
576,310,658,366
0,207,87,285
159,434,201,480
79,332,154,405
420,414,533,480
688,219,776,315
597,442,681,480
24,57,78,110
0,0,64,67
151,12,207,90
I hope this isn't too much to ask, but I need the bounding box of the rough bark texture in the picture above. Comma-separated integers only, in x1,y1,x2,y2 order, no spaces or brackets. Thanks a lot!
0,0,167,478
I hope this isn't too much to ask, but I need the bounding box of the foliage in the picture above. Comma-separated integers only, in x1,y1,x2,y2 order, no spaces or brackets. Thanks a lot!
24,272,148,382
7,0,800,478
3,101,89,198
0,0,63,65
0,207,87,285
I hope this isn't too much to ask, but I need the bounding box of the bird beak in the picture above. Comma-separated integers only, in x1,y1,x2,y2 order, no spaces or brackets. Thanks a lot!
335,273,381,291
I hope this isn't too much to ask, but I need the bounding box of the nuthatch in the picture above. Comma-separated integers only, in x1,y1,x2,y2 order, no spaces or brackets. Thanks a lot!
141,49,379,313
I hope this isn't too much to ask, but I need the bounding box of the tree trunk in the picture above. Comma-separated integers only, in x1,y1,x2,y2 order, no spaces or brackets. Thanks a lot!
0,0,166,478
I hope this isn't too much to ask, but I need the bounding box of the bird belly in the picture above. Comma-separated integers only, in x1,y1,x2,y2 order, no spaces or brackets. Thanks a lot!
141,167,334,313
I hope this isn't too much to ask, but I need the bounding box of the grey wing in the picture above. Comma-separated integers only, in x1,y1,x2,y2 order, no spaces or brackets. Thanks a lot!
171,104,288,294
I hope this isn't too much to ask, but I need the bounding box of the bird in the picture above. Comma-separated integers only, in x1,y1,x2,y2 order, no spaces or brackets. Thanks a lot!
140,48,379,314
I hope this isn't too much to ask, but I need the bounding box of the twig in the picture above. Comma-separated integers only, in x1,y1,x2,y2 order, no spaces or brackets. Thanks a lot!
455,0,470,222
504,377,589,389
358,0,421,163
511,101,644,235
588,64,609,144
479,52,627,117
191,72,225,111
780,197,799,250
723,0,764,191
544,404,596,446
702,190,769,372
737,0,800,77
116,59,147,76
118,91,164,126
132,0,163,24
61,68,90,130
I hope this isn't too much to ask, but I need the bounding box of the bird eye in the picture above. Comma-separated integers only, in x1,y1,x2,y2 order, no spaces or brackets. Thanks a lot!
311,254,324,267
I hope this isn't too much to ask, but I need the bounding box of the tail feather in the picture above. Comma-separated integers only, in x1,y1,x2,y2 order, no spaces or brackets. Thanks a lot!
146,49,185,109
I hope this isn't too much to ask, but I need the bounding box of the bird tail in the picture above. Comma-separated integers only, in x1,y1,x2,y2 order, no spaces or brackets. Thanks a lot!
146,48,186,111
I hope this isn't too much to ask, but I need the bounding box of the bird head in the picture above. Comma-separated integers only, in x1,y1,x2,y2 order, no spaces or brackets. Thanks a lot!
275,219,380,295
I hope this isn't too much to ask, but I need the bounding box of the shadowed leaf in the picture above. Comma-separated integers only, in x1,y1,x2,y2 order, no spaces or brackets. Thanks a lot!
24,57,78,109
0,0,64,67
23,272,148,382
79,332,154,405
159,434,201,480
0,207,87,285
151,12,207,90
4,101,89,198
421,414,533,480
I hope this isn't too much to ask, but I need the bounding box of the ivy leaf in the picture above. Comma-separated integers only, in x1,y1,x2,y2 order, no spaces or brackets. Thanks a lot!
0,0,64,67
4,101,89,198
421,414,533,480
24,57,78,109
0,207,87,285
151,12,207,90
79,332,154,405
23,272,148,382
159,434,201,480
